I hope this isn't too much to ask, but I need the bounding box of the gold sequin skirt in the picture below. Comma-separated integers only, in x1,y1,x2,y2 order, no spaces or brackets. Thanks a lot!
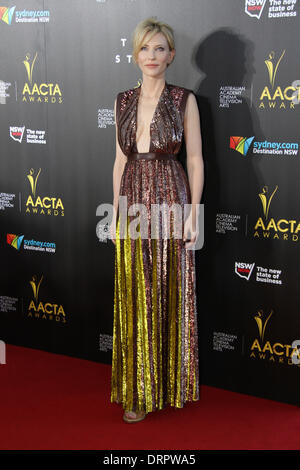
111,157,200,413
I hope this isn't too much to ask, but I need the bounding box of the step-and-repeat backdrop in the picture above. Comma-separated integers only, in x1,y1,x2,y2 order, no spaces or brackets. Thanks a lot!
1,0,299,406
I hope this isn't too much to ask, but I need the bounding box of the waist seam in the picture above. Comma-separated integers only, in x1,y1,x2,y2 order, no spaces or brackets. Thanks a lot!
127,152,178,161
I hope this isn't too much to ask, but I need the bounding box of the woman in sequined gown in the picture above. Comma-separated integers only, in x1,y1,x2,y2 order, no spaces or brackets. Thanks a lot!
110,18,204,423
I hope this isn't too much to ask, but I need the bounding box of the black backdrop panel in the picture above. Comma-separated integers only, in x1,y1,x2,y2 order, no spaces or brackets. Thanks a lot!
1,0,299,406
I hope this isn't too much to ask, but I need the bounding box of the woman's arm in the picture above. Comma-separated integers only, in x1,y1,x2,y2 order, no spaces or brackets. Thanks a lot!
112,98,127,216
184,92,204,209
183,92,204,248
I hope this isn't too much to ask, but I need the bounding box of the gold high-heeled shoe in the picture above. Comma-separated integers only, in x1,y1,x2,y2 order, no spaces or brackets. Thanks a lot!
123,410,146,423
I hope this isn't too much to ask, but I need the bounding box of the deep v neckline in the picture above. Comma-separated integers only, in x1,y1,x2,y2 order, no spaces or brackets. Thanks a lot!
134,81,167,154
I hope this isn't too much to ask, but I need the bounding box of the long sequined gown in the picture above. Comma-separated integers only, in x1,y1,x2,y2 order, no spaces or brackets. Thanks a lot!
111,81,200,414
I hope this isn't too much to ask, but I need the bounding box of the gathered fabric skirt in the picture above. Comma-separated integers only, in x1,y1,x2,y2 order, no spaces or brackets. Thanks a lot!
111,158,200,414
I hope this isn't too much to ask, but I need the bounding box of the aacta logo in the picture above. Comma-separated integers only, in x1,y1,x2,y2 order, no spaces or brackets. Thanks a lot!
250,309,300,365
25,168,64,216
259,49,300,109
0,6,15,24
254,185,300,241
27,275,66,322
22,52,63,103
245,0,266,20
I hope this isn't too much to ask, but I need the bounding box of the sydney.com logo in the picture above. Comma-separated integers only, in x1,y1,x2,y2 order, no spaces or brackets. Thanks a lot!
7,233,56,253
0,6,50,24
230,136,299,156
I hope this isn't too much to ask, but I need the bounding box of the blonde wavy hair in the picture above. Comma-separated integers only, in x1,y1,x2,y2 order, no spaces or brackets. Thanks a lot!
132,17,175,68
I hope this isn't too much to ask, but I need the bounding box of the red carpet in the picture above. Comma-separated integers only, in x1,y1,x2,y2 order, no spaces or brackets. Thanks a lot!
0,344,299,450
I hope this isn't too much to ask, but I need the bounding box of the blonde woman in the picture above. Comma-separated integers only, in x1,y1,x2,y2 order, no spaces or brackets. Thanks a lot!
110,17,204,423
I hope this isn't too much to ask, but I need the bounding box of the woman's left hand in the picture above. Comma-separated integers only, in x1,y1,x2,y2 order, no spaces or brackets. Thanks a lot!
183,213,199,250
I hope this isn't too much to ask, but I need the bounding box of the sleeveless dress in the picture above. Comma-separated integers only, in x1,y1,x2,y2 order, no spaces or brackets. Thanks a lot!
111,81,200,414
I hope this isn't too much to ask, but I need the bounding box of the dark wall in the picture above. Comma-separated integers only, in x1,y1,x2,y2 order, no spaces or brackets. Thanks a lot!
0,0,299,406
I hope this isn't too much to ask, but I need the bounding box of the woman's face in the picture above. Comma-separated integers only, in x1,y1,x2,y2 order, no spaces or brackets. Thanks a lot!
136,32,175,78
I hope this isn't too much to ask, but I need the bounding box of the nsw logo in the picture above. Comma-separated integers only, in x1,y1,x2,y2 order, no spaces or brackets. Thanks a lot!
245,0,267,19
235,262,255,280
10,126,25,142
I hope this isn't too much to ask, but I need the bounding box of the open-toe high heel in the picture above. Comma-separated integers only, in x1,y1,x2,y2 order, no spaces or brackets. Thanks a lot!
123,410,146,423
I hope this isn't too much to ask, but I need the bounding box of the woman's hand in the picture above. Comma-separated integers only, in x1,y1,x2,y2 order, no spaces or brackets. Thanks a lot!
183,211,199,250
110,216,117,245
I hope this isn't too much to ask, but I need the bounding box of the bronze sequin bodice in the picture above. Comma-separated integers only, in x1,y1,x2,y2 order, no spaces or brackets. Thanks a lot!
116,81,192,156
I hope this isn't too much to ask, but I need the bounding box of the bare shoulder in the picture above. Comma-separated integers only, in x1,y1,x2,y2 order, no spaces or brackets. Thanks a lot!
185,91,198,110
115,86,137,114
117,85,137,97
183,91,201,131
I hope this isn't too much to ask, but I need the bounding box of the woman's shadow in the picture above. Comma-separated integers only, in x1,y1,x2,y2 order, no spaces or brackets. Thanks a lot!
182,28,267,389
